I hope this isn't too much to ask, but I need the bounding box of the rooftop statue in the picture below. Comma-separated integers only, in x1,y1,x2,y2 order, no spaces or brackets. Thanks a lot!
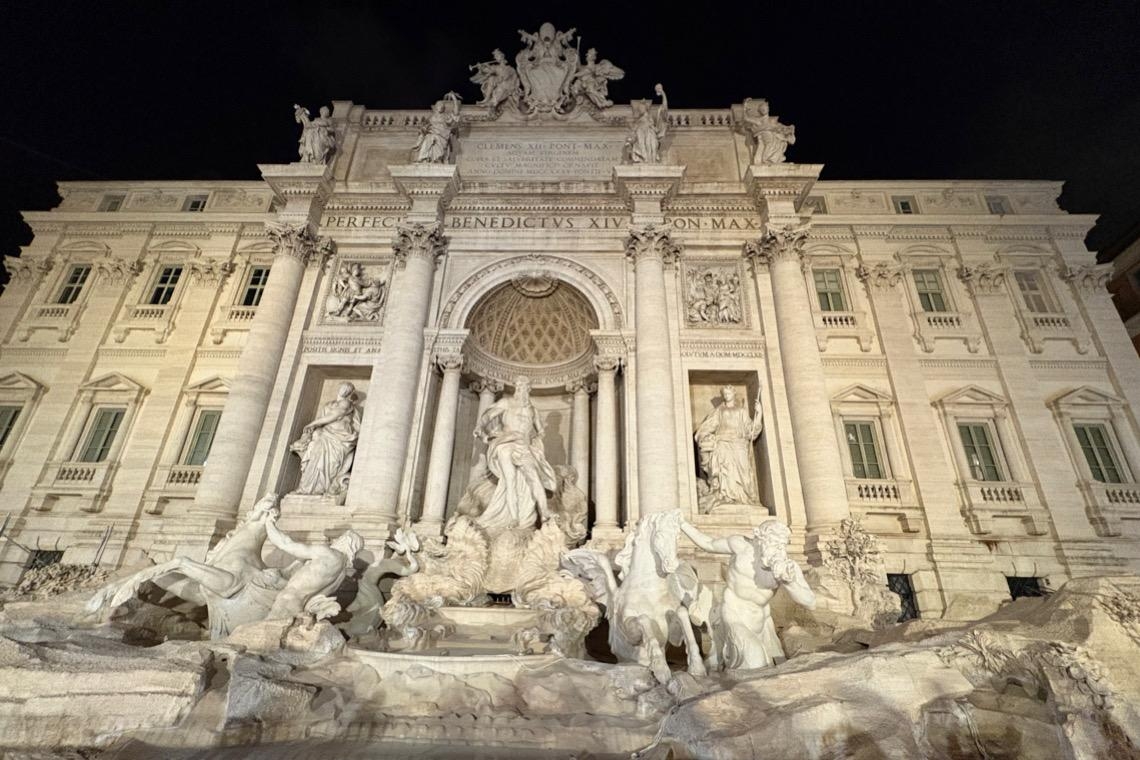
515,22,578,113
739,98,795,165
569,48,624,109
627,84,669,163
469,48,521,111
293,104,336,165
413,92,462,164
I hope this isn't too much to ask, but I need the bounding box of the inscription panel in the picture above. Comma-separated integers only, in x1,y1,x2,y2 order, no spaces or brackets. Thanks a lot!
458,136,626,179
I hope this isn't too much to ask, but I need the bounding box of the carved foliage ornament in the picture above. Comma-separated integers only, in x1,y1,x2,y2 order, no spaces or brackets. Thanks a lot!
855,262,904,291
3,256,53,282
624,224,681,265
393,222,448,268
265,221,334,267
185,258,236,286
958,263,1009,295
743,222,810,265
1062,264,1112,293
93,255,144,285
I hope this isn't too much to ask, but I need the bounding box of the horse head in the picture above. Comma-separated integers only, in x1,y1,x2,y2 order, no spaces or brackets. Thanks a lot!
615,511,681,581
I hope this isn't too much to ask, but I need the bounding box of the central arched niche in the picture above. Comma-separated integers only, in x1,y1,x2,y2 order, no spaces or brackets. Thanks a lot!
464,274,599,389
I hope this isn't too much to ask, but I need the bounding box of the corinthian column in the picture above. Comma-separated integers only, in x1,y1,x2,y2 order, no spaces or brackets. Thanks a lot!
567,380,594,495
194,163,332,519
626,225,682,512
419,352,465,531
346,222,448,522
745,222,850,532
592,355,622,533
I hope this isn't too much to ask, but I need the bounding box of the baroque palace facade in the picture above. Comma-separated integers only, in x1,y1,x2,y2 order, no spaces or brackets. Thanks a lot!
2,29,1139,623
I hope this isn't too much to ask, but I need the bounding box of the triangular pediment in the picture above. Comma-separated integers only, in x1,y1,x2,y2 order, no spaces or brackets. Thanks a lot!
1048,385,1124,409
934,385,1007,408
55,240,111,255
148,239,201,255
0,371,46,393
80,372,147,394
184,376,231,394
833,383,893,404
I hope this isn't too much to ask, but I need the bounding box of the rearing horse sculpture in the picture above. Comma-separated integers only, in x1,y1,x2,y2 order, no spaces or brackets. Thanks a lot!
85,493,287,638
563,510,711,683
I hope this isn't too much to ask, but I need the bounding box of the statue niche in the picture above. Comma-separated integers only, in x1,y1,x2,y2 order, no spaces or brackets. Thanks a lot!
690,375,768,515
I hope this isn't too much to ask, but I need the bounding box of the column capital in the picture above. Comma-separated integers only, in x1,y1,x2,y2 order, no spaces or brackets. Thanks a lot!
958,263,1010,296
594,354,623,373
393,222,448,269
625,224,681,266
469,379,504,395
566,379,597,395
434,352,465,373
265,220,335,267
1061,263,1112,293
185,257,236,287
855,262,905,291
743,220,810,266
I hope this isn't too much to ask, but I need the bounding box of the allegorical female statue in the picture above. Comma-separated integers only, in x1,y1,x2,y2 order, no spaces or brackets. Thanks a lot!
293,104,336,164
694,386,764,512
290,382,361,498
469,49,521,110
627,84,669,163
413,93,462,164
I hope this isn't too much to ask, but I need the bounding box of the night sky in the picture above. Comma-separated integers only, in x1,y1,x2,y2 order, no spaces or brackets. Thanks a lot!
2,1,1138,276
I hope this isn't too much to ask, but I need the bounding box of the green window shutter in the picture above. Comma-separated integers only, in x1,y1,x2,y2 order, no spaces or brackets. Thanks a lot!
0,405,21,449
78,408,125,463
814,269,846,312
1074,424,1123,484
845,422,884,480
958,423,1002,481
185,410,221,466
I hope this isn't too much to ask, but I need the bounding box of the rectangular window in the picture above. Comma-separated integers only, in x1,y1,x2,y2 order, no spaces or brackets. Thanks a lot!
77,407,126,463
887,573,920,621
958,423,1004,481
1006,576,1046,600
184,410,221,466
149,266,183,305
56,265,92,305
892,196,917,214
1014,270,1053,313
813,269,847,312
986,195,1012,215
845,421,885,479
1073,423,1124,484
912,269,948,312
241,266,270,307
0,405,21,450
804,196,828,214
182,194,208,212
26,549,64,571
98,194,125,212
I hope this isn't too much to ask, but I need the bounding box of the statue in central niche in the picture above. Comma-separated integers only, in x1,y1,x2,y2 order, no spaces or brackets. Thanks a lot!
472,375,558,533
695,385,764,512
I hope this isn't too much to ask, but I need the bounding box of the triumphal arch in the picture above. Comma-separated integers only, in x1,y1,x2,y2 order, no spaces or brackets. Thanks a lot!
2,21,1140,757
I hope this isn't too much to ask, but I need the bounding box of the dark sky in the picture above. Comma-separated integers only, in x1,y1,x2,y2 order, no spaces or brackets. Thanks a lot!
2,1,1139,271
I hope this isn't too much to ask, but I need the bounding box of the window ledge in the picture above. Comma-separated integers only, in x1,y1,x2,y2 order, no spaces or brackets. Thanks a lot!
1077,480,1140,537
958,479,1049,535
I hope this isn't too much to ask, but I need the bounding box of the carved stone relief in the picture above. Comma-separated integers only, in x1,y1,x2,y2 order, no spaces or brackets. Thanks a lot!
683,262,745,327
